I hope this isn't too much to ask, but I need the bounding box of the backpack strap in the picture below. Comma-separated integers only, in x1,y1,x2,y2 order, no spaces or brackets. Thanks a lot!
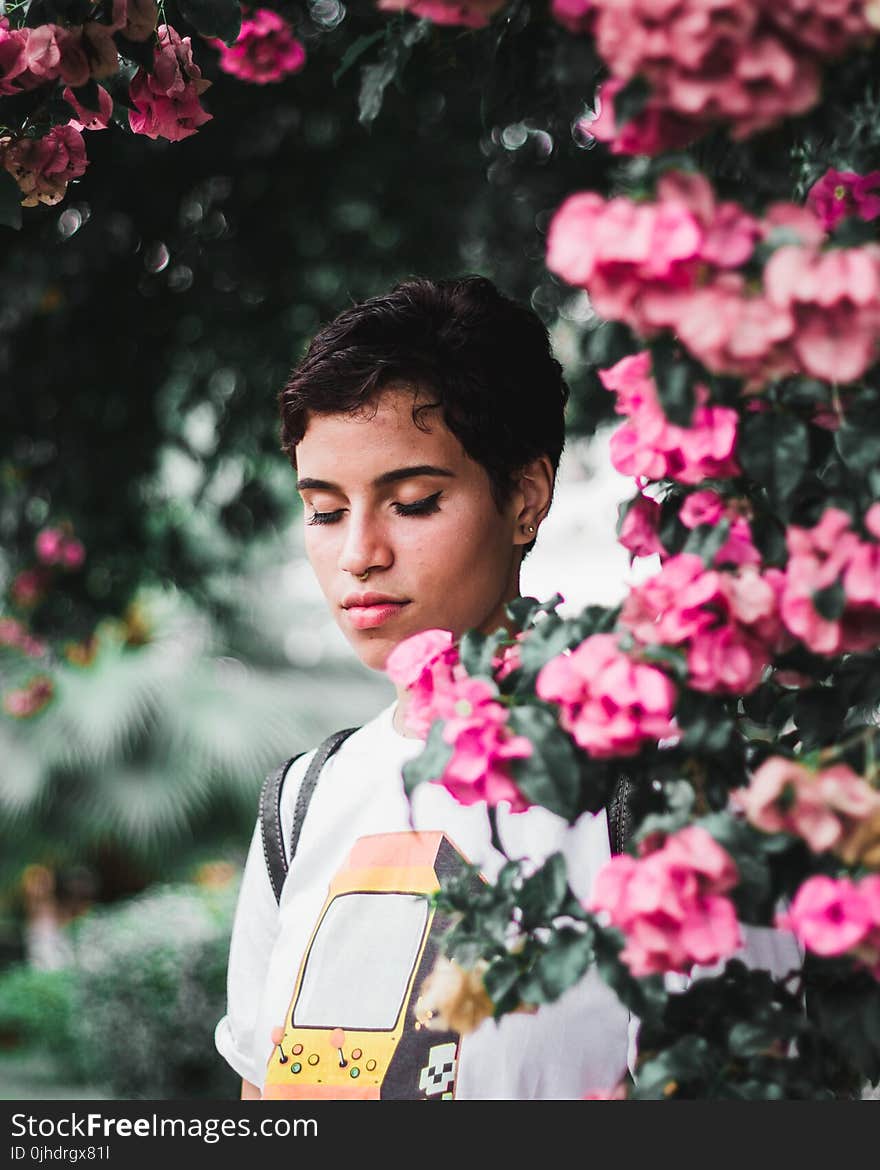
607,772,633,856
260,726,361,905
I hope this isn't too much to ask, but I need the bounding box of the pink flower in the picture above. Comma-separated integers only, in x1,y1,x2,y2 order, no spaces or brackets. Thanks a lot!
1,124,88,207
439,694,534,811
590,825,742,976
128,25,212,141
536,633,677,757
62,84,113,131
807,168,880,232
734,757,880,853
680,491,761,568
621,555,783,695
376,0,505,27
0,618,45,657
0,19,29,95
766,0,874,58
61,538,85,569
586,78,701,156
35,527,65,565
2,675,53,718
212,9,306,84
618,493,665,561
777,875,874,957
780,508,880,655
600,351,740,486
10,568,50,608
551,0,594,34
111,0,159,42
385,628,459,737
764,243,880,382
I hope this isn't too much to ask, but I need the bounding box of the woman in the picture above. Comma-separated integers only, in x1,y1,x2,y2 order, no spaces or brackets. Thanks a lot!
214,275,795,1100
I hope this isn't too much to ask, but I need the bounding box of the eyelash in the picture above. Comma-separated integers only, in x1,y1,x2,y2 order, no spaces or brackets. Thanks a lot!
307,491,443,526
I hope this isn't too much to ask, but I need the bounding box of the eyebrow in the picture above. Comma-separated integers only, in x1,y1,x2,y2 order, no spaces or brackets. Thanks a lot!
295,465,456,493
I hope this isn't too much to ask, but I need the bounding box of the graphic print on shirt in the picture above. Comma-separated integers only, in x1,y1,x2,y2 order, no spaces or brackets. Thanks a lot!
262,830,484,1100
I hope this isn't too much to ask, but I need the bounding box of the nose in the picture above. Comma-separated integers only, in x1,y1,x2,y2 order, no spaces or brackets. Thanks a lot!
337,505,392,579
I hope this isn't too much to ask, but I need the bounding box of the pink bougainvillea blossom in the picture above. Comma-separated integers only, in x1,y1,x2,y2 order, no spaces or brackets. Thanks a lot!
618,493,665,561
34,526,86,569
806,168,880,231
589,825,742,977
734,757,880,854
766,0,875,58
586,78,701,156
679,489,761,567
599,352,740,485
763,242,880,383
386,627,532,809
620,553,784,694
0,618,46,658
376,0,505,27
212,9,306,84
536,633,677,757
62,84,113,131
551,0,594,34
778,875,880,978
128,25,212,141
0,123,88,206
3,675,54,718
779,507,880,655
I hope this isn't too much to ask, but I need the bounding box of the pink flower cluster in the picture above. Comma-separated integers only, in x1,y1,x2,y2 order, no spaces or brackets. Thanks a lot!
0,618,46,658
0,17,118,96
535,633,677,757
3,675,53,718
0,124,88,206
779,505,880,655
620,553,785,694
618,493,665,561
129,25,212,142
735,756,880,853
385,629,533,810
10,568,50,608
212,9,306,84
548,171,880,385
35,527,85,570
600,351,740,485
375,0,505,27
589,825,743,976
580,0,873,153
680,490,761,568
778,874,880,979
806,168,880,232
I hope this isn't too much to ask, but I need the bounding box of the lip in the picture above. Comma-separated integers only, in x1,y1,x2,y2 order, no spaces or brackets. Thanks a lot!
341,592,410,631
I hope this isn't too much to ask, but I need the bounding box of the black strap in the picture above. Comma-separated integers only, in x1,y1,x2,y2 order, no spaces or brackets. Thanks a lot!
259,726,360,905
260,729,633,904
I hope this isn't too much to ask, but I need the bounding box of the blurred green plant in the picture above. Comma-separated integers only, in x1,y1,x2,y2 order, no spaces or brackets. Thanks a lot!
69,879,239,1099
0,963,81,1058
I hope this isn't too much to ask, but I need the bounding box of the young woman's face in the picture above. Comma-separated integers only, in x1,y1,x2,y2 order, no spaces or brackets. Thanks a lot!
295,387,526,672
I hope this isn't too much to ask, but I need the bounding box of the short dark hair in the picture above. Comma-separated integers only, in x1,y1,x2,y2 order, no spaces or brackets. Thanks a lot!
279,275,570,555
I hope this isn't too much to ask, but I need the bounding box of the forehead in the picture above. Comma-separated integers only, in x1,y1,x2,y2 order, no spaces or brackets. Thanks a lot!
295,387,467,477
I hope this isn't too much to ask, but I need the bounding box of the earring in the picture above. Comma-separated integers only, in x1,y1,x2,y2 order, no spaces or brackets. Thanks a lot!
523,524,535,534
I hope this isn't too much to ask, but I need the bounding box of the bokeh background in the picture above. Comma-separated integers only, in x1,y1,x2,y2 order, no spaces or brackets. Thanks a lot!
0,1,644,1098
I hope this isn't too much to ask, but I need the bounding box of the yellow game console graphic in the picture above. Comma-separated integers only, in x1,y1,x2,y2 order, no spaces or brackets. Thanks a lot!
263,831,482,1100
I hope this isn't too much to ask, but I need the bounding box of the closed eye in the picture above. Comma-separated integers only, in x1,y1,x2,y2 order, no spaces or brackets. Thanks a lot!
392,491,443,517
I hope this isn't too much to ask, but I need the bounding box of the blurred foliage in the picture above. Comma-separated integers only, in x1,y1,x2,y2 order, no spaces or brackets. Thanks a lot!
69,879,239,1099
0,963,81,1056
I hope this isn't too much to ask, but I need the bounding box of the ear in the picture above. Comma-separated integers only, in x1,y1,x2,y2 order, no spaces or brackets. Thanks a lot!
512,455,555,546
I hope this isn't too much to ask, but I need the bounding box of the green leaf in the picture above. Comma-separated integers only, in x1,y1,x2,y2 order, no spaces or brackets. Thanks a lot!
612,75,651,130
676,689,735,753
458,628,508,680
531,926,594,1000
812,578,846,621
0,170,22,230
358,19,429,128
835,417,880,477
507,704,581,821
740,413,809,509
483,955,521,1006
504,593,564,631
401,719,453,798
517,852,568,929
332,30,386,85
177,0,241,44
650,337,697,426
71,79,102,114
682,518,731,568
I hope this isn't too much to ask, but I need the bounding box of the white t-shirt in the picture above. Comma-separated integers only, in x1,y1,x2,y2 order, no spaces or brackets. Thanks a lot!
214,698,801,1099
214,698,631,1099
